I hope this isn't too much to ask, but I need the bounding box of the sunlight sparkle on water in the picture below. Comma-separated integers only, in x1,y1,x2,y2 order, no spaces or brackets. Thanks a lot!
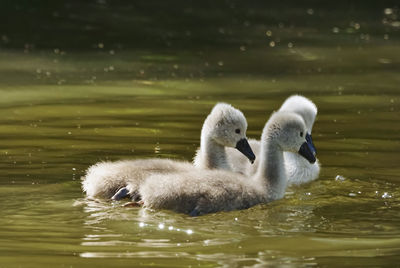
384,8,393,15
335,175,346,181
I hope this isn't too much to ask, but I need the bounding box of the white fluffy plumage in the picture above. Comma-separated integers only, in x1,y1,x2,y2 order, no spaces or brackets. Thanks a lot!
82,102,252,199
139,111,314,216
226,95,320,185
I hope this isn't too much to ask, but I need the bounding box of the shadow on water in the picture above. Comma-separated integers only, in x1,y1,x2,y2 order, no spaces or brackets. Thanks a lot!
1,0,399,50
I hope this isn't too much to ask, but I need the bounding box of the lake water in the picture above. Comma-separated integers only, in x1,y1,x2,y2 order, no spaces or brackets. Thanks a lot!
1,2,400,267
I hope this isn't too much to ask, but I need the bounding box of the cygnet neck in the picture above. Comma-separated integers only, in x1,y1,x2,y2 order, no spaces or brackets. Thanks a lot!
255,137,287,201
199,134,230,170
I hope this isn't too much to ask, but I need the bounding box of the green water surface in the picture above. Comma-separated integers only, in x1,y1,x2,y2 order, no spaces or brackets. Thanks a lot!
1,1,400,267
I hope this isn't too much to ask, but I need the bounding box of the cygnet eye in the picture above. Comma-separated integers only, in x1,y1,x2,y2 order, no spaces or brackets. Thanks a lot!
235,128,240,134
300,131,303,137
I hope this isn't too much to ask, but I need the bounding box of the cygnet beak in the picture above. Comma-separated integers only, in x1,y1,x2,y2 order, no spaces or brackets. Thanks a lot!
298,141,316,164
235,138,256,164
305,133,317,156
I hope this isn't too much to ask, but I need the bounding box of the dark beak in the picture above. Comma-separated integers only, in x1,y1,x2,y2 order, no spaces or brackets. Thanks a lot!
305,133,317,156
298,141,316,164
235,138,256,164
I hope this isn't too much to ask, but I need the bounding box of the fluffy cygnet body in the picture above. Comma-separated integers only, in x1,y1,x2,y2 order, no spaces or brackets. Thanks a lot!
139,111,316,216
226,95,320,185
82,103,255,199
82,159,193,199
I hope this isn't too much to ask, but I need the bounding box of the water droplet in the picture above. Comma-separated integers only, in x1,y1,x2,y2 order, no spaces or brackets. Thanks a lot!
288,42,294,48
265,30,272,37
240,45,246,51
382,192,392,199
378,58,392,64
335,175,346,181
98,43,104,49
57,79,66,85
2,35,9,43
139,222,145,227
217,61,224,66
158,223,165,229
168,226,173,230
186,229,193,235
307,8,314,15
332,27,340,33
349,193,357,197
384,8,393,15
391,21,400,27
269,41,275,47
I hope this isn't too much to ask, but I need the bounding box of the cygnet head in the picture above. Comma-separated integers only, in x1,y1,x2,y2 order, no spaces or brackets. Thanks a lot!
262,111,316,163
279,95,317,131
279,95,317,155
203,103,255,163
